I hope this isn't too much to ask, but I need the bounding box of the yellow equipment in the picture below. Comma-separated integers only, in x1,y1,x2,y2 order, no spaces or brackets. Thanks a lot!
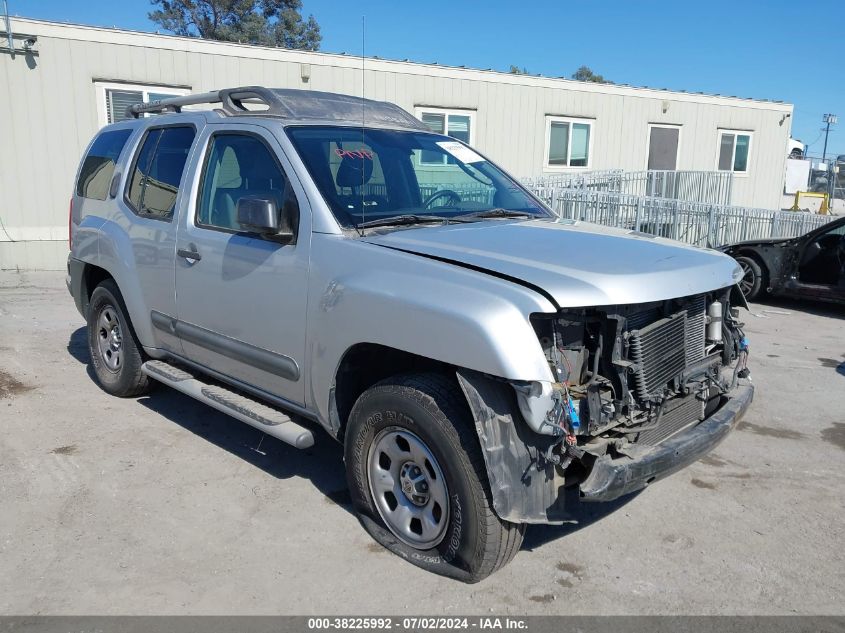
791,191,830,214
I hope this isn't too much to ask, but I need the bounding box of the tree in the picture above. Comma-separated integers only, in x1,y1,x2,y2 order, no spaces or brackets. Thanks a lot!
149,0,322,51
508,65,529,75
571,65,612,84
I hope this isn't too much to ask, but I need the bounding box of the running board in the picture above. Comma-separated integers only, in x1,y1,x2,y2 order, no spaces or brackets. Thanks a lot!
141,360,314,449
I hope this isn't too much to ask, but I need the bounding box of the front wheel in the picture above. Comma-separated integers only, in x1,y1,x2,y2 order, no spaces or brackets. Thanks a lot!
735,255,765,301
345,373,524,583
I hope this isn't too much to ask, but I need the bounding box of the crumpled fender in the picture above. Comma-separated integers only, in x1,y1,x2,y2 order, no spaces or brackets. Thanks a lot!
456,369,572,524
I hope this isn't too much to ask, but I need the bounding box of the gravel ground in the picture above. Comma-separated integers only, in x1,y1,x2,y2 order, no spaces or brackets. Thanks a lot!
0,271,843,615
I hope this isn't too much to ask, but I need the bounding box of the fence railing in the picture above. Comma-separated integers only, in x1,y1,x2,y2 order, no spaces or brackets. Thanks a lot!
522,170,734,206
527,187,834,248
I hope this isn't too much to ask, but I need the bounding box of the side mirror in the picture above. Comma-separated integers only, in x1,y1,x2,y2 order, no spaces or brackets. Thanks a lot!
236,196,296,243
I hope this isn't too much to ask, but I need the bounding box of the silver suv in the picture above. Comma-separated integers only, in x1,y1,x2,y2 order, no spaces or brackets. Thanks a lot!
68,86,753,582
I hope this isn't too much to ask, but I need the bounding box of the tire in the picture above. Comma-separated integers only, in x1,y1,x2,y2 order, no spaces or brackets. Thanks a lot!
345,373,524,583
87,279,150,397
735,255,766,301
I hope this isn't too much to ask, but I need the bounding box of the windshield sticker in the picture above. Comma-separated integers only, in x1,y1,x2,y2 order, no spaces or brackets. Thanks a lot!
334,148,373,160
436,141,484,164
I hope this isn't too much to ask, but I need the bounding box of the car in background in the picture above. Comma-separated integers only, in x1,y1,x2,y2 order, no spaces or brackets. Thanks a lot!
721,216,845,304
787,138,804,159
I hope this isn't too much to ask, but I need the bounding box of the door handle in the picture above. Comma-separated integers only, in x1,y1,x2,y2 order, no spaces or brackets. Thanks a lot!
177,248,202,262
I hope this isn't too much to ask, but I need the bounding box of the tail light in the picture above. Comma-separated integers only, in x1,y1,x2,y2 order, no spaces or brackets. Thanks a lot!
68,197,73,251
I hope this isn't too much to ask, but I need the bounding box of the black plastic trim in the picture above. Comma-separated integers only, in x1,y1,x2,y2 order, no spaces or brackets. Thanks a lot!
150,311,299,381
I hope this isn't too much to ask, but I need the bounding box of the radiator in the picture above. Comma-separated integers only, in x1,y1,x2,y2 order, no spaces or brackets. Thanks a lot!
637,394,704,445
628,311,688,400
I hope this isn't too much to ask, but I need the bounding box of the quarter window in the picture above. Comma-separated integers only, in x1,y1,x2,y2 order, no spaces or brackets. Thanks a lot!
416,108,475,165
76,129,132,200
546,117,592,169
717,130,752,173
126,126,196,220
197,134,295,233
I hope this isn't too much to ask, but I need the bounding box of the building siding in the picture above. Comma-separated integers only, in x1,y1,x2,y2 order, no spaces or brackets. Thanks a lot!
0,18,793,269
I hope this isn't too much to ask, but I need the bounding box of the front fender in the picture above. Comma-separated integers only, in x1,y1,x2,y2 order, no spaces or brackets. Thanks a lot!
306,235,556,424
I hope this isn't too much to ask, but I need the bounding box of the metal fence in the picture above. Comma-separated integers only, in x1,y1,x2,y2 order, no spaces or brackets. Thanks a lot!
804,156,845,200
522,170,734,206
528,187,834,248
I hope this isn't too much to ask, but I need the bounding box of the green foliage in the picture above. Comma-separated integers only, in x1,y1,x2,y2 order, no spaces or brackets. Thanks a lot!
508,65,529,75
571,65,612,84
149,0,322,51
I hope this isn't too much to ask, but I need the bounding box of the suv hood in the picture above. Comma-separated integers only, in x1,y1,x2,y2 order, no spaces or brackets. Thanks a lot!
363,219,742,308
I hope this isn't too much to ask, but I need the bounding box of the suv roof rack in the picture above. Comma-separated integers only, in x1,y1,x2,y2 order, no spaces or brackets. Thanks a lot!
127,85,427,131
127,86,289,118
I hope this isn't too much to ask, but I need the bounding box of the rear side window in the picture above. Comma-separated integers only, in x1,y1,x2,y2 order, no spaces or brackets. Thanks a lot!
76,129,133,200
126,126,196,220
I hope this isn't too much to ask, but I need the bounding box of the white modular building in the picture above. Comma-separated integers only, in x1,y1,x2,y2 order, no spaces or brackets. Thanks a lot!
1,17,794,269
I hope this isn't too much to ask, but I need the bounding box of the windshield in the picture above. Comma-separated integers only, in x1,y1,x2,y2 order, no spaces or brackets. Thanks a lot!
285,126,550,229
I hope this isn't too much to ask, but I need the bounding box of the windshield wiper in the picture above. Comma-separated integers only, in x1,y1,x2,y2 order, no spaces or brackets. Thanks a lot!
356,214,447,230
452,208,532,222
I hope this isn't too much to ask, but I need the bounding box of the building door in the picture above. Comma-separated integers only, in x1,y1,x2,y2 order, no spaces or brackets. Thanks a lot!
647,125,680,170
647,125,681,198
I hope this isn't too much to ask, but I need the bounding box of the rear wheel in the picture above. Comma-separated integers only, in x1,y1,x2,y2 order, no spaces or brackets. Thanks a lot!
736,255,765,301
87,279,150,397
345,373,524,583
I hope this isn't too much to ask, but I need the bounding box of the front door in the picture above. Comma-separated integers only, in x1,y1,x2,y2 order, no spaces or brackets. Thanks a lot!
790,220,845,302
173,124,311,405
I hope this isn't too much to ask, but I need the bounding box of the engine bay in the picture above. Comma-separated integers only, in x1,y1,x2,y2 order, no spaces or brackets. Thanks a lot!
526,288,750,468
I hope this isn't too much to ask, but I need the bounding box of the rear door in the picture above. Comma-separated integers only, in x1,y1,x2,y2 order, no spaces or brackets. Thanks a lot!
108,122,200,353
173,123,311,405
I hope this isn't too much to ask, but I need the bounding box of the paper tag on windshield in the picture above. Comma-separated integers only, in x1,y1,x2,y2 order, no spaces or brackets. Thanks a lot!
436,141,485,164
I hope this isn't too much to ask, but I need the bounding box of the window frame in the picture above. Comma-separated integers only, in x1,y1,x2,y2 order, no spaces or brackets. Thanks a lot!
194,130,298,242
715,129,753,175
414,107,476,167
95,81,191,126
122,123,198,223
544,115,595,171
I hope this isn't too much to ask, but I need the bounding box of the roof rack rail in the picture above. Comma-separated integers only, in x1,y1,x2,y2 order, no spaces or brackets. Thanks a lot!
127,86,293,119
126,85,428,131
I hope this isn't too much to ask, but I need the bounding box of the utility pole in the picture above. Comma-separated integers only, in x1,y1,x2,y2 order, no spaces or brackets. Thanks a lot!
822,113,837,161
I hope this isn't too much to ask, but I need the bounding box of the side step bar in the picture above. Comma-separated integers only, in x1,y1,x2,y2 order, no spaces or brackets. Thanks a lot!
141,360,314,449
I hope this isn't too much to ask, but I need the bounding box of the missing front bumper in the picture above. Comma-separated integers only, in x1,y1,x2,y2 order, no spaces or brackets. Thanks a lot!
578,383,755,502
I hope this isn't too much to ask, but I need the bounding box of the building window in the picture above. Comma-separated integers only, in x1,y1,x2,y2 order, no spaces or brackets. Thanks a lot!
545,116,593,169
95,82,190,125
415,108,475,165
717,130,752,173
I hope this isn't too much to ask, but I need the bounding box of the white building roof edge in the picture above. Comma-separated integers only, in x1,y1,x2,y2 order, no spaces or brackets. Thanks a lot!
11,17,794,113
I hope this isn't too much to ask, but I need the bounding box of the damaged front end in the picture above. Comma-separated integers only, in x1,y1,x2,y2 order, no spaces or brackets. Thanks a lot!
458,286,754,524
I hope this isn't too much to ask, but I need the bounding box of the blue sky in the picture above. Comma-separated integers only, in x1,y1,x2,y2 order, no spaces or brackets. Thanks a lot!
17,0,845,156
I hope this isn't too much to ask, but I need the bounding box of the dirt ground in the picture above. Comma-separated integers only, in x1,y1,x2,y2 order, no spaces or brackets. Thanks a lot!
0,271,842,615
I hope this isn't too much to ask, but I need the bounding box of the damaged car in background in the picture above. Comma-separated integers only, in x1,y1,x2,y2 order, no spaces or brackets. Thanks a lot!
722,215,845,304
67,86,754,583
